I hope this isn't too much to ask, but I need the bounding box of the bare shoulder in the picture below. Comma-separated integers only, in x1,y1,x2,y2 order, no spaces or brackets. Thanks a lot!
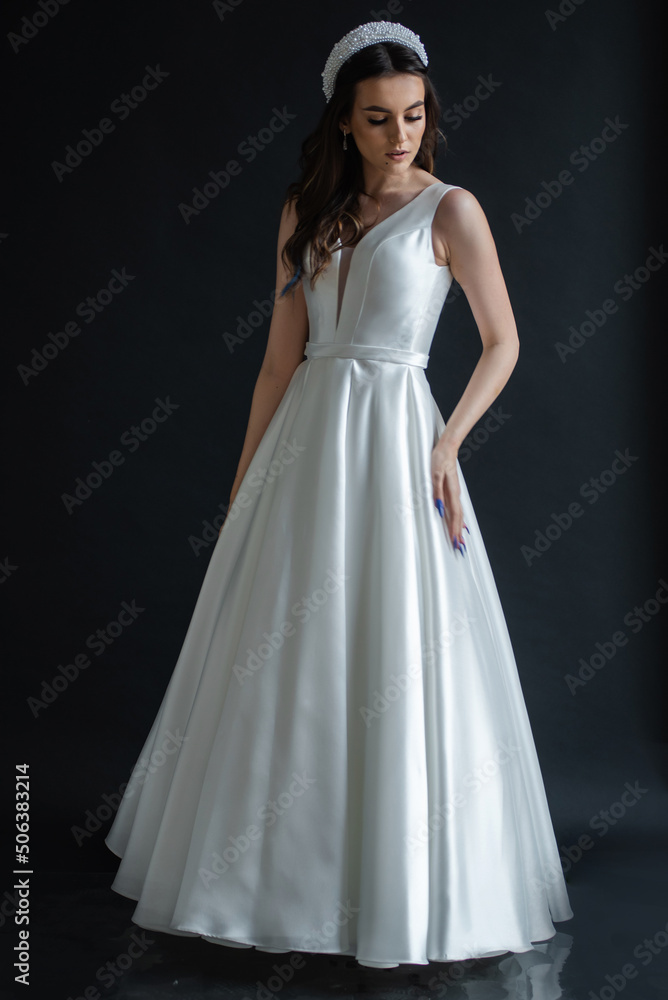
432,187,494,268
435,186,486,226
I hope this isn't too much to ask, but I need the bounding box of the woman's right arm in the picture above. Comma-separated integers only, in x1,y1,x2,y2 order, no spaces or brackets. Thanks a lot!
224,197,309,517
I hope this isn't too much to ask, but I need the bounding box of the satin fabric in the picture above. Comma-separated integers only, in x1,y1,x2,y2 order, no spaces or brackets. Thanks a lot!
105,180,573,964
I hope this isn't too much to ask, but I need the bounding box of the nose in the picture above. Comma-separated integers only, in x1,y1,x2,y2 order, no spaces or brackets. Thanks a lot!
391,118,408,144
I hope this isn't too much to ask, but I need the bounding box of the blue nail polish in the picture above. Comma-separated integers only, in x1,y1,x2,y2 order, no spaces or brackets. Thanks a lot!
464,524,470,534
436,499,445,517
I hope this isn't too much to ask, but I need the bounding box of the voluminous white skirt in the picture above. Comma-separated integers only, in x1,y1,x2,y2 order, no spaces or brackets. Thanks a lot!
105,356,573,965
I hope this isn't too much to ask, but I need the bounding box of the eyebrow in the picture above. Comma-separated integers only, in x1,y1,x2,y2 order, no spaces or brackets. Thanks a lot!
361,100,425,112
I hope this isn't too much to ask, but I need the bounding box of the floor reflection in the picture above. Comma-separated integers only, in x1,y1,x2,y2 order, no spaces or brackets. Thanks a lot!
27,848,668,999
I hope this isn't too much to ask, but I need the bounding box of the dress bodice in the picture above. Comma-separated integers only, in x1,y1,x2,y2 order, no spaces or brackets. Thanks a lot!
301,181,462,369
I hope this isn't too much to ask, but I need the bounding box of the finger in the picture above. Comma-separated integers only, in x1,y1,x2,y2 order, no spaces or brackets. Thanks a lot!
442,493,460,552
450,501,466,555
444,505,460,554
436,488,458,552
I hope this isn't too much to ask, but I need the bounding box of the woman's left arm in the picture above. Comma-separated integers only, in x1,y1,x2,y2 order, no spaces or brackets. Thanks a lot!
431,188,520,552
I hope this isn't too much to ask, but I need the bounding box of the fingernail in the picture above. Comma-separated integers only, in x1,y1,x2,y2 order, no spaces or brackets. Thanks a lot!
436,499,445,517
464,524,470,534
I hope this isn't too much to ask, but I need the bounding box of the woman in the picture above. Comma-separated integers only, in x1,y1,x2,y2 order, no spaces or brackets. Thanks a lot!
106,21,574,969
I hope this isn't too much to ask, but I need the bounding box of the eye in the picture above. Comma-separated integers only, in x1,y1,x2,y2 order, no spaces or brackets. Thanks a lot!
368,115,424,125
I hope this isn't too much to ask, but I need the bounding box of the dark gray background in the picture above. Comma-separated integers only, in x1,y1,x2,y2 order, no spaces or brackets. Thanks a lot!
2,0,666,994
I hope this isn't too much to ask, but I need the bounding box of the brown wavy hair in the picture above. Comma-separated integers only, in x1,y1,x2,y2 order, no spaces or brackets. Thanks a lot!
279,39,446,298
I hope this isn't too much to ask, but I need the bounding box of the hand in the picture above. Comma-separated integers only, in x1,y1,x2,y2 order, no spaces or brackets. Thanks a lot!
431,443,467,555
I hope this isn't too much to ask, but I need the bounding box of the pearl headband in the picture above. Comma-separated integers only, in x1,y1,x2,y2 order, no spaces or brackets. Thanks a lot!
321,21,429,103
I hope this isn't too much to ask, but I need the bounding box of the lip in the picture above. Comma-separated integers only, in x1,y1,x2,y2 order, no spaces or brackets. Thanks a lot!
387,151,407,158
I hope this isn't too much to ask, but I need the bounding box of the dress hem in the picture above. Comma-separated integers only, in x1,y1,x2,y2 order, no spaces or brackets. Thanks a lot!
105,863,573,967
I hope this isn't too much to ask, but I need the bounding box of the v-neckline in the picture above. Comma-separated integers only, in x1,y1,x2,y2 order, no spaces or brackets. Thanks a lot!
334,182,440,331
338,182,437,255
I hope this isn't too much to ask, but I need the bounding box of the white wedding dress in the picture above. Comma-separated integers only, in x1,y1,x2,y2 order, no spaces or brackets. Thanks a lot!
105,179,574,966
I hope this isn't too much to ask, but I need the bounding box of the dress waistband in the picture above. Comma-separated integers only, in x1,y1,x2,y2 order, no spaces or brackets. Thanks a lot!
304,341,429,369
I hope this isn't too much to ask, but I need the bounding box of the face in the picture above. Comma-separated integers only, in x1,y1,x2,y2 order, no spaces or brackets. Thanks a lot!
339,73,427,176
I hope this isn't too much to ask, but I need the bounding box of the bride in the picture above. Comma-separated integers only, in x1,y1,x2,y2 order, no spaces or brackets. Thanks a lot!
106,20,573,970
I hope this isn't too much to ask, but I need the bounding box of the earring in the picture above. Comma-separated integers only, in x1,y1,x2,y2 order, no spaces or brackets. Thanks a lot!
342,129,348,151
